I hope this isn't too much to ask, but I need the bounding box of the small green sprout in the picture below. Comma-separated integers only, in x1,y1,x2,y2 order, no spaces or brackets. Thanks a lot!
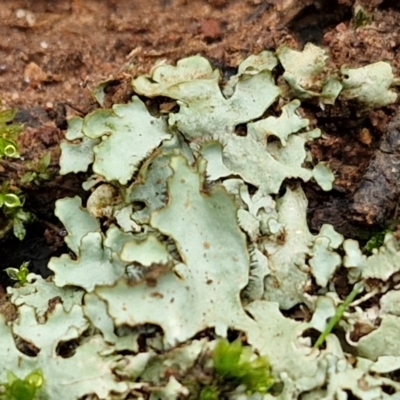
4,261,30,285
314,281,363,348
0,192,21,209
199,339,274,398
353,5,371,28
0,182,33,240
0,369,43,400
21,153,53,185
0,109,22,159
10,208,34,240
0,111,33,239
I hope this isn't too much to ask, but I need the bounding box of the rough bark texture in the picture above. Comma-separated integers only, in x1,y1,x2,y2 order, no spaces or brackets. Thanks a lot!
351,110,400,225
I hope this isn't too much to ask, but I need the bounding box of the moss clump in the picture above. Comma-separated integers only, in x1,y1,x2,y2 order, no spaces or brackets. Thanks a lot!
198,339,274,399
363,229,392,255
0,369,43,400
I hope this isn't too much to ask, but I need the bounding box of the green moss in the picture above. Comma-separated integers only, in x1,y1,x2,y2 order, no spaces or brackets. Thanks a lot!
212,339,274,395
0,369,43,400
183,339,275,399
363,229,392,255
199,385,220,400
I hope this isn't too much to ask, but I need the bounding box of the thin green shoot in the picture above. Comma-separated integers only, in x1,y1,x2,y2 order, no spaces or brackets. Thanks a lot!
314,281,363,349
